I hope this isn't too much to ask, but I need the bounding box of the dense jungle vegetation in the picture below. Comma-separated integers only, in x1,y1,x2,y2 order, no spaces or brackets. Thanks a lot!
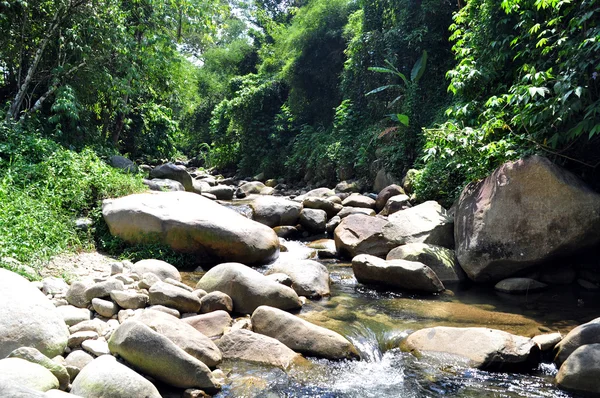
0,0,599,268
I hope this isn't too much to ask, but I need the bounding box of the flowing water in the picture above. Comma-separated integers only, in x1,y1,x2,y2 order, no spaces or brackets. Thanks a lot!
180,207,599,397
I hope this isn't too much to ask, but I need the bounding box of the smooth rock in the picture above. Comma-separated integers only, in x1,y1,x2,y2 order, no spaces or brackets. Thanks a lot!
200,291,233,313
532,333,562,351
337,207,376,218
165,277,193,292
352,254,444,293
556,343,600,395
0,357,58,392
65,350,94,370
342,194,376,209
150,162,193,192
326,215,341,234
56,305,92,326
134,309,221,367
384,201,454,248
110,290,149,309
81,339,110,356
85,279,125,301
455,155,600,282
267,260,330,298
103,192,280,265
145,178,184,191
132,259,181,281
148,305,180,318
70,355,162,398
0,270,70,359
66,279,95,308
196,263,302,314
250,196,303,227
69,319,107,336
204,185,235,200
8,347,69,390
67,331,98,348
381,194,411,216
42,277,69,296
182,311,232,338
334,215,391,258
375,184,405,211
555,321,600,365
302,197,342,218
386,243,466,283
494,278,548,294
403,326,538,370
92,298,119,318
252,306,358,360
237,181,267,197
216,329,302,369
109,155,136,173
299,208,327,233
149,281,202,313
108,320,219,390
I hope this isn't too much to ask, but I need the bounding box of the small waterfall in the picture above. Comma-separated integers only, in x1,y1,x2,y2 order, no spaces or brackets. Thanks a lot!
345,322,409,363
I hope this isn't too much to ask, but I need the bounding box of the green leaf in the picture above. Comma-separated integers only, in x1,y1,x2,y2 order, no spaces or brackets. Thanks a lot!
365,84,400,96
389,113,409,126
411,50,428,83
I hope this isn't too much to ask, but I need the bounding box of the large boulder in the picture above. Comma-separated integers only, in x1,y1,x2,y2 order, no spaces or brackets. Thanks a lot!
302,197,342,218
334,215,391,258
182,311,232,338
70,355,161,398
149,281,202,313
134,309,222,368
131,259,181,281
375,184,404,211
554,319,600,365
386,243,466,283
0,269,69,358
204,184,235,200
196,263,302,314
250,196,303,227
556,343,600,395
8,347,69,390
455,155,600,282
352,254,444,293
145,178,185,192
216,329,302,369
299,208,327,233
102,192,280,265
0,358,59,392
149,163,193,192
108,155,136,173
108,320,219,391
252,306,358,360
267,260,330,298
384,201,454,248
341,194,376,209
403,326,538,370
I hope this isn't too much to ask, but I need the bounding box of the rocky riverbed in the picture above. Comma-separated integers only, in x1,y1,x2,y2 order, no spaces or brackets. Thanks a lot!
2,155,600,397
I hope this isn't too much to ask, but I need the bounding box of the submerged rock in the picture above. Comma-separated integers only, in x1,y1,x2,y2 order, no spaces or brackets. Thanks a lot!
494,278,548,294
455,155,600,282
196,263,302,314
403,326,538,370
352,254,444,293
252,306,358,360
102,192,280,265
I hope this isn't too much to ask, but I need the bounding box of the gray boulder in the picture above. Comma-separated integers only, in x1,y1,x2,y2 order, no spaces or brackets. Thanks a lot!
455,155,600,282
386,243,466,283
381,194,411,216
110,290,149,309
108,320,220,391
556,343,600,395
70,355,161,398
182,311,232,338
403,326,538,370
103,192,280,265
200,291,233,313
342,194,376,209
204,184,235,200
267,260,330,298
196,263,302,314
150,163,193,192
337,207,376,218
0,358,59,392
56,305,92,326
216,329,302,369
8,347,69,390
66,279,95,308
134,309,222,368
302,197,342,218
84,279,125,301
494,278,548,294
0,269,69,358
352,254,444,293
132,259,181,281
146,178,185,191
384,201,454,248
555,320,600,365
250,196,303,227
252,306,358,360
299,208,327,233
109,155,136,173
375,184,404,211
334,215,391,258
149,281,202,313
237,181,266,197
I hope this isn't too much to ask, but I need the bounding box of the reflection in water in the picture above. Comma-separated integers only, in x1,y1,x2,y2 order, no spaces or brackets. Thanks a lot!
183,239,596,397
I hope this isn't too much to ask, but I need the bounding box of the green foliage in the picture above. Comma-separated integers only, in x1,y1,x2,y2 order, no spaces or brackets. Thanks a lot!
0,121,145,269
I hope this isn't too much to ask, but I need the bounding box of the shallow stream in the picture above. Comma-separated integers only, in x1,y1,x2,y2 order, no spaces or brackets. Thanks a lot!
179,208,599,397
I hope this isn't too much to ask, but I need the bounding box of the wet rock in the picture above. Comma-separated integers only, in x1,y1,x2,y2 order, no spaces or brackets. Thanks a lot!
197,263,302,314
8,347,69,390
556,343,600,395
555,319,600,365
273,226,299,239
0,357,59,392
352,254,444,293
134,309,222,368
342,194,376,209
299,208,327,233
150,162,193,191
149,281,202,313
132,259,181,281
103,192,280,265
0,269,70,358
70,355,162,398
200,291,233,313
267,260,330,298
182,311,232,338
375,184,405,211
337,207,376,218
539,266,576,285
494,278,548,294
250,196,303,227
108,320,219,390
403,326,538,370
384,201,454,248
216,329,302,369
252,306,358,360
386,243,466,283
455,156,600,282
